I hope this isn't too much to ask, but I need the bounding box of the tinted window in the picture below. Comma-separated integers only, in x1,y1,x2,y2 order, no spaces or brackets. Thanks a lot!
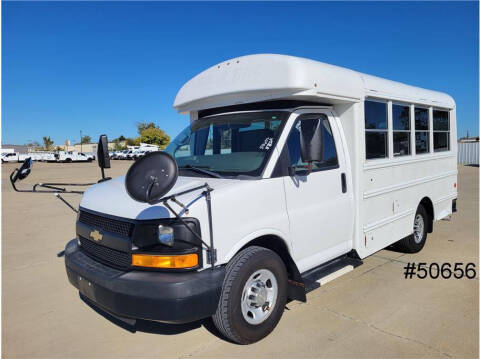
287,115,338,173
415,132,429,154
365,132,387,159
433,109,450,152
434,132,449,152
365,101,387,129
415,107,430,154
433,110,449,131
393,132,410,156
392,104,411,157
415,108,429,130
393,104,410,130
365,100,388,159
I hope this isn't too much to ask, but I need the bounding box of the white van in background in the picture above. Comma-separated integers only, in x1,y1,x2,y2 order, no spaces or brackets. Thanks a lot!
55,151,93,163
138,143,159,153
122,144,159,160
64,54,457,344
115,149,129,160
41,152,56,162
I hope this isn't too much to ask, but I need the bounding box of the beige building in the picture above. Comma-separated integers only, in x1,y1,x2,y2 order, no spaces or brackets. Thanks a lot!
59,142,122,153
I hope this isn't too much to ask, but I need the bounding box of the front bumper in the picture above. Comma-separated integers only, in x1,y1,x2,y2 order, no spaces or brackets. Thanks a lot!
64,239,225,323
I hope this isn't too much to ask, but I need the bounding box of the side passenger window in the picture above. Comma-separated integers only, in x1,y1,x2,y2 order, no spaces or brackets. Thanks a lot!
287,115,338,174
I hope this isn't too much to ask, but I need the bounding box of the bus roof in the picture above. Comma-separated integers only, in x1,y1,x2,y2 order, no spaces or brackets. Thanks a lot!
173,54,455,113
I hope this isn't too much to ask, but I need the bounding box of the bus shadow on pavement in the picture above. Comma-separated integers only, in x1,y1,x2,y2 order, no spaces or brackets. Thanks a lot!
80,294,223,338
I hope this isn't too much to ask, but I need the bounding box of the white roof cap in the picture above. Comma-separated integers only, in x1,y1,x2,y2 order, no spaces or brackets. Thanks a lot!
174,54,455,113
360,73,455,108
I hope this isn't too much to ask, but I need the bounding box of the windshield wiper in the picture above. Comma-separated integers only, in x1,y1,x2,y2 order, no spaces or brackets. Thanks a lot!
179,165,223,178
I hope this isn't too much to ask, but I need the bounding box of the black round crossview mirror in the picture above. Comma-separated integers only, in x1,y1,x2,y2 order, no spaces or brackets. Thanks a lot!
11,158,33,183
125,152,178,203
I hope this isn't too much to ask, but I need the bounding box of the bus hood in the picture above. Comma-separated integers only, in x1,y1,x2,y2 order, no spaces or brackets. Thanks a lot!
80,175,238,220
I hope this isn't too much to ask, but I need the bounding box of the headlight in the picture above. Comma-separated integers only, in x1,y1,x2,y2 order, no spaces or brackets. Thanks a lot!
158,225,174,247
132,218,201,250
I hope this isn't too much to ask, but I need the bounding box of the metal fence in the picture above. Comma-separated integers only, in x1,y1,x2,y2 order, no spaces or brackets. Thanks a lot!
458,142,479,165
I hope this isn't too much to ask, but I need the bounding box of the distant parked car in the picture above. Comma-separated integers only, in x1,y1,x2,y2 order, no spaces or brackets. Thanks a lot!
55,151,93,163
41,153,56,162
80,152,95,161
125,150,136,160
116,150,129,160
1,152,19,163
133,150,147,160
111,151,123,159
1,153,33,163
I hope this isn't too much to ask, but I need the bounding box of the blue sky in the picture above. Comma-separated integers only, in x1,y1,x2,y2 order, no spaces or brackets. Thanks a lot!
2,1,478,145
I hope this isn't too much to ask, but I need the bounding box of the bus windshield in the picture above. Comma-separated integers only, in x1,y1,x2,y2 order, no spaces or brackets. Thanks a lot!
165,111,288,177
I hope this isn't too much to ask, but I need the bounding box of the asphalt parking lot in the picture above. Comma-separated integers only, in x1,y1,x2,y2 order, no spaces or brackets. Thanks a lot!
2,161,478,358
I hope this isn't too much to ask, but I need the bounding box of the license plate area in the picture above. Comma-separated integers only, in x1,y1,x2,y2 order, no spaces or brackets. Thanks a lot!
78,276,97,302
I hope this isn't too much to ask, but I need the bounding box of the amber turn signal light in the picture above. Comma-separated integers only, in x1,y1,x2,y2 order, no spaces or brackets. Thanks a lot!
132,253,198,269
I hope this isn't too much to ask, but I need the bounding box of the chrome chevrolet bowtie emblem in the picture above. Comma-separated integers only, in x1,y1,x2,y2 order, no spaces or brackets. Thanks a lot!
90,230,103,242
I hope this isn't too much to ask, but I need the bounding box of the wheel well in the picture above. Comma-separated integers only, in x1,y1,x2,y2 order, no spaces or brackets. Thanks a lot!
240,236,294,276
419,197,434,233
239,235,306,302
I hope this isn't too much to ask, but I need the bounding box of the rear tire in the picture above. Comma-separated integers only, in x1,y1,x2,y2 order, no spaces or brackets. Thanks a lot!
395,205,428,253
213,246,287,344
65,158,72,163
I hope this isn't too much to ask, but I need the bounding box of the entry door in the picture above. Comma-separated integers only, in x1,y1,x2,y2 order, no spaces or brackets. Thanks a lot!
282,111,353,272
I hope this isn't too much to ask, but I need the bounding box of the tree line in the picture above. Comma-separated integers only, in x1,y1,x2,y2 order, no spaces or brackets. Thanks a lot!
111,122,170,151
25,122,171,151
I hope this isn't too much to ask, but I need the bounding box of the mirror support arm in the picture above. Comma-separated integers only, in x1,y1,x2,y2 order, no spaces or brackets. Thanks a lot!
162,200,210,249
34,183,66,192
159,183,217,268
203,185,217,266
54,193,79,213
10,177,91,195
98,167,111,183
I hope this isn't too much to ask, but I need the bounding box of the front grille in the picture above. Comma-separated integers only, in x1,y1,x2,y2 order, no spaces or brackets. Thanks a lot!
79,236,131,269
79,210,134,237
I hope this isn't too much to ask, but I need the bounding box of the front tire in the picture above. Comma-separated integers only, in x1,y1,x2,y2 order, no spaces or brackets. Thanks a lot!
396,205,428,253
213,246,287,344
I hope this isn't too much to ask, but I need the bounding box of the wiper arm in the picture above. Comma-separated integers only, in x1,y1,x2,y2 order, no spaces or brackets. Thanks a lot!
179,165,223,178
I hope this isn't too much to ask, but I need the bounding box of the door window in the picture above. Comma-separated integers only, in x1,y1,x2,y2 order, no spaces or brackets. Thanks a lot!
286,114,338,175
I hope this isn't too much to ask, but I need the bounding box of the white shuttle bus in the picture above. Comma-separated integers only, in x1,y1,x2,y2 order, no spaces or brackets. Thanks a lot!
60,54,456,344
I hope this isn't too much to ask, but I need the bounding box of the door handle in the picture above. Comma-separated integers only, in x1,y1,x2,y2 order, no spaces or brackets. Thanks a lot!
341,173,347,193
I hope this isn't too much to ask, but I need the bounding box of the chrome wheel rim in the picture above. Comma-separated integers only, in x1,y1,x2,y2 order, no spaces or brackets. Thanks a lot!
241,269,278,325
413,214,425,244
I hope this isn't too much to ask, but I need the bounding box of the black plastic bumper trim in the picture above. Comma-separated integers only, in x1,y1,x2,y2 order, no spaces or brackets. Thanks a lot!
64,239,225,323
